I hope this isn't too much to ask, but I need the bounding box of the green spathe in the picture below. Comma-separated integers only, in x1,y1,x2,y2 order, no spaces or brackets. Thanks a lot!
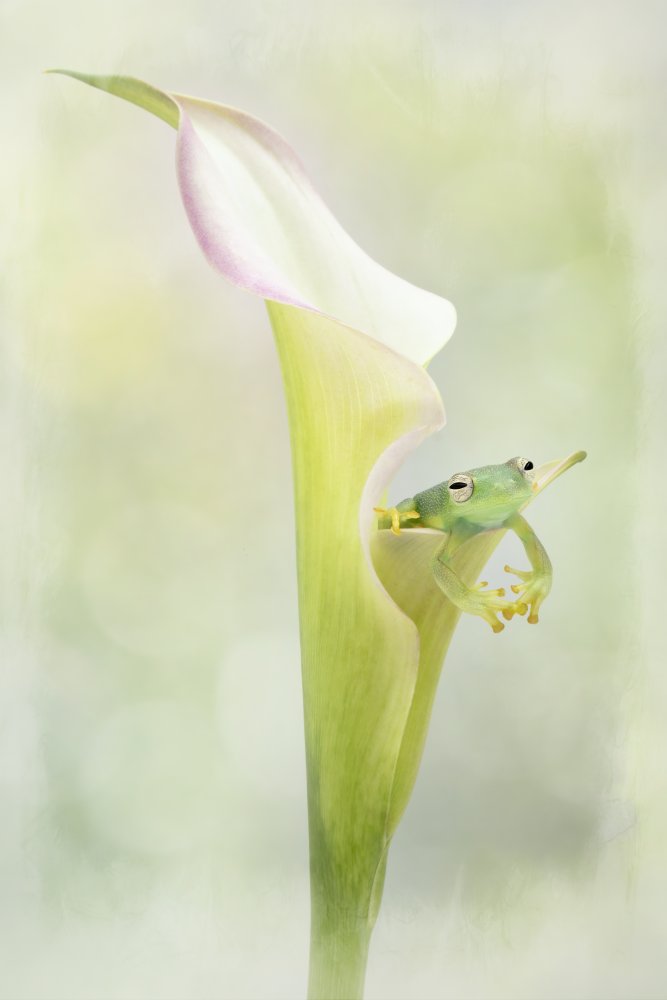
49,70,585,999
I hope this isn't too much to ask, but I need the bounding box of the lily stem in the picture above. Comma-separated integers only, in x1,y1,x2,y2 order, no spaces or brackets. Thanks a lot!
308,907,372,1000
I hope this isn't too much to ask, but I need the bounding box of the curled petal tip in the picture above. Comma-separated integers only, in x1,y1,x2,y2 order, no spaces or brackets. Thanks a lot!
533,449,587,496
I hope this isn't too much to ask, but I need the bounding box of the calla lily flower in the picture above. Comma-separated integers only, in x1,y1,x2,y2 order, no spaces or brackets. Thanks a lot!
50,70,585,1000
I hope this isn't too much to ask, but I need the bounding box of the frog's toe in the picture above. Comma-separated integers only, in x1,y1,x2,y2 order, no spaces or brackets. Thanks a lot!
520,577,550,624
374,506,419,535
526,591,547,624
475,591,518,633
504,564,531,582
504,567,549,620
373,505,401,534
480,606,506,633
476,585,505,597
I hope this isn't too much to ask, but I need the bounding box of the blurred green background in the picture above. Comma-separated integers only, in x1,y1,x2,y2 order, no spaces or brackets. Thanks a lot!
2,0,665,997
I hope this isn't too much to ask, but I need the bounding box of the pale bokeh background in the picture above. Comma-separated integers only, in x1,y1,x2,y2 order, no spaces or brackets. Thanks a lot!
2,1,665,997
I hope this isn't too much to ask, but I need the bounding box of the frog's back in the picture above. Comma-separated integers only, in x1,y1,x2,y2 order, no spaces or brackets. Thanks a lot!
411,482,450,530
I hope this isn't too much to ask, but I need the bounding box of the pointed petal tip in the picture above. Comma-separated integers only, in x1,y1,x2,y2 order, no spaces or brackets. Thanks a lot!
554,448,587,469
534,449,587,496
46,69,179,129
45,68,93,81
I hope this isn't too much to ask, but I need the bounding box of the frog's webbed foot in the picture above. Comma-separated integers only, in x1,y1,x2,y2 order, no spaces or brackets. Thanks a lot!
504,564,552,624
373,506,419,536
433,559,521,633
466,586,523,634
433,534,535,634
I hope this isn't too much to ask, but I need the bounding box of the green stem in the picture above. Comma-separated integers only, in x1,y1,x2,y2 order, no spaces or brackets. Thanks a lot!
308,904,372,1000
307,843,388,1000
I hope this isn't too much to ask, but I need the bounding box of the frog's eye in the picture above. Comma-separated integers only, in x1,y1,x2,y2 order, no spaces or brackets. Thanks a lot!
447,473,474,503
509,456,535,476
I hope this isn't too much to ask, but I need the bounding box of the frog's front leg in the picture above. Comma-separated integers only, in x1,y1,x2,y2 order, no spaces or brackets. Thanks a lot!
431,532,520,634
503,512,552,624
373,503,420,535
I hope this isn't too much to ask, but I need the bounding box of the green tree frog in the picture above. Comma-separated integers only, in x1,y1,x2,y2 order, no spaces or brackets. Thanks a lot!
375,455,584,633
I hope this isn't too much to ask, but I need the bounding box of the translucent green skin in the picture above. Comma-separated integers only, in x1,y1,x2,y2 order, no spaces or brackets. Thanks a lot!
378,457,551,632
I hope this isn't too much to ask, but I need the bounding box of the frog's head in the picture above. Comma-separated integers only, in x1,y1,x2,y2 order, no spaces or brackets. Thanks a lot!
446,456,536,528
